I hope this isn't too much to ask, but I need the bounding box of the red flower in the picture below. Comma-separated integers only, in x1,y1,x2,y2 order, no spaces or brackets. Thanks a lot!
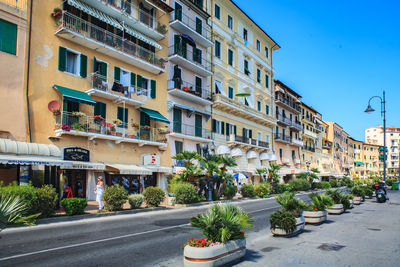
191,237,194,240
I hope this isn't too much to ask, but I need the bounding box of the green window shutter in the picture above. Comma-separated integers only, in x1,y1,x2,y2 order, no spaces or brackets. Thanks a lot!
234,125,237,135
58,46,67,71
195,114,202,137
175,141,183,154
0,19,17,55
137,75,142,88
196,18,202,34
249,129,253,139
212,119,216,133
221,122,225,135
93,57,97,73
193,48,197,62
175,3,182,21
114,67,120,82
117,107,128,128
173,109,182,133
100,62,107,77
130,72,136,87
196,49,202,64
215,41,220,58
215,4,220,19
228,49,233,65
174,35,181,54
196,144,201,155
94,102,106,119
228,87,233,99
80,54,87,78
226,123,230,136
150,80,156,98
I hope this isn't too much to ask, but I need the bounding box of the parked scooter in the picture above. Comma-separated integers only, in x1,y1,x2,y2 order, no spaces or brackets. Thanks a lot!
372,182,388,203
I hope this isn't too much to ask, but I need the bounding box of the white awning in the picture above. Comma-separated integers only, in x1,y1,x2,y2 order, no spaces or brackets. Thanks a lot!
247,150,258,159
231,147,243,157
67,0,123,30
106,164,152,175
0,138,61,157
124,25,162,50
216,145,231,155
0,154,65,166
260,152,270,161
144,165,172,173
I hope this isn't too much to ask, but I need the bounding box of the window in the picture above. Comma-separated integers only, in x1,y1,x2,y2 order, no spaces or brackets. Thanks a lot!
265,46,269,58
212,119,222,134
175,141,183,154
244,98,249,106
174,2,182,21
215,4,220,19
266,134,270,144
228,86,234,99
275,126,279,138
228,49,233,66
195,17,202,35
257,132,262,141
227,15,233,29
257,101,261,111
265,74,269,88
244,59,250,75
66,50,80,75
292,150,296,160
279,149,283,160
215,40,221,58
257,69,261,83
265,105,269,115
243,28,248,42
226,123,235,136
0,19,17,55
256,40,260,51
117,107,128,128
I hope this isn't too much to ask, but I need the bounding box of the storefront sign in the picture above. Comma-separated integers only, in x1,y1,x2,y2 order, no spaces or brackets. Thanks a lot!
142,154,160,166
63,147,90,162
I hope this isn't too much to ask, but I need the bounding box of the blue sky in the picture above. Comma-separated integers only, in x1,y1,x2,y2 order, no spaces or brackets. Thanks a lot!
235,0,400,141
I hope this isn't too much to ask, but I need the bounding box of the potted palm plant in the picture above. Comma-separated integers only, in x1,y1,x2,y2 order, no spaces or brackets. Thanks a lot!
270,191,307,236
303,193,334,224
325,189,349,214
351,186,364,205
183,203,253,267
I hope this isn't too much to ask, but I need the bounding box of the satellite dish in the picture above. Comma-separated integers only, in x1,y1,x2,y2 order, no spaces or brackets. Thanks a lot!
48,100,61,111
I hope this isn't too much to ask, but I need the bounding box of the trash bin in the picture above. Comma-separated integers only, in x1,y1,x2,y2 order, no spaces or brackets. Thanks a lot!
392,181,399,190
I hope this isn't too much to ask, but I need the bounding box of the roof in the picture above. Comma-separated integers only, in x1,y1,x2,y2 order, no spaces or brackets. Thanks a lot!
152,0,174,13
230,0,280,49
274,79,302,99
301,102,320,115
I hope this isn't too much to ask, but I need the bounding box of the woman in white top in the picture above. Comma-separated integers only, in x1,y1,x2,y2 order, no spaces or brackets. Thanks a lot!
95,177,104,210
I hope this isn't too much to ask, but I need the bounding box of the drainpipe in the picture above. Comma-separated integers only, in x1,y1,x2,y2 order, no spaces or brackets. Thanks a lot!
26,0,33,142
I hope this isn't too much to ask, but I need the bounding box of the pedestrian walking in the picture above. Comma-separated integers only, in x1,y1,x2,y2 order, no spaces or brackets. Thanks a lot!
95,176,104,210
237,182,242,195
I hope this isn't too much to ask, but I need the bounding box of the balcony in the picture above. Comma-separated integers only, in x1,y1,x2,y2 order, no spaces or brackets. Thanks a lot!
213,94,276,127
275,134,291,144
56,12,166,74
292,139,304,147
86,73,146,107
168,46,212,77
167,80,212,105
290,121,302,131
54,111,167,148
302,146,316,152
84,0,167,40
276,114,291,126
0,0,26,10
316,125,324,132
226,134,269,151
353,149,361,154
275,95,301,113
168,122,212,142
303,129,317,139
169,12,213,47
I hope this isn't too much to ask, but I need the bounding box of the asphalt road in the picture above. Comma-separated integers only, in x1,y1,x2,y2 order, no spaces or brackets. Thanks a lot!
0,193,316,267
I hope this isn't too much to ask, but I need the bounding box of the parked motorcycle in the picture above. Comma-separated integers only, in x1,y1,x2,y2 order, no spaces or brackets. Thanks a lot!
372,182,388,203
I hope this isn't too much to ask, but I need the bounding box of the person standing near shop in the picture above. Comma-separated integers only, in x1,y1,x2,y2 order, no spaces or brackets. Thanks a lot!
95,176,104,210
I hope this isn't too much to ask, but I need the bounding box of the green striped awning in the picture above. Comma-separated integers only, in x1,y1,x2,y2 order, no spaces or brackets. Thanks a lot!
53,85,96,106
354,161,365,165
140,108,169,124
67,0,123,30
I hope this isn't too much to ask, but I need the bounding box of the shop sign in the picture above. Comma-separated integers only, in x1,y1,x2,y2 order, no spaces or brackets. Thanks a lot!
142,154,160,166
63,147,90,162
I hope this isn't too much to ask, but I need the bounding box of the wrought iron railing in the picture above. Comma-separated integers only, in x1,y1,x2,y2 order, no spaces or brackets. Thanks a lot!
169,10,211,40
167,79,211,100
170,122,211,139
168,45,211,72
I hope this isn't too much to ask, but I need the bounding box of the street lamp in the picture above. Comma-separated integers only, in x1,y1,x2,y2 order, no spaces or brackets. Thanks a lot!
364,91,386,183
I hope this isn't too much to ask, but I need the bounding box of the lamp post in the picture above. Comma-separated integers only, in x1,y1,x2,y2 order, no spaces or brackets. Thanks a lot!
364,90,386,183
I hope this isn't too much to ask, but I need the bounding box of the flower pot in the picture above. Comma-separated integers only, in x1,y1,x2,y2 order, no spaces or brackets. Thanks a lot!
116,132,123,137
184,239,246,267
271,216,305,236
327,204,344,215
349,199,354,209
303,210,328,224
353,196,362,205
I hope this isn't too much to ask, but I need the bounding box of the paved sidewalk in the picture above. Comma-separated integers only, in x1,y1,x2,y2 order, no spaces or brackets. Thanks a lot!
237,191,400,267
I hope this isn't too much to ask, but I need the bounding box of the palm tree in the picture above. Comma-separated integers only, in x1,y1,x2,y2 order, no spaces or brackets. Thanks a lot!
268,162,281,192
0,196,39,232
255,168,267,183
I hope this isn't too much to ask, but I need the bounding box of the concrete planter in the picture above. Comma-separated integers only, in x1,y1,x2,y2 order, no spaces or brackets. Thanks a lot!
327,204,344,215
353,196,362,205
184,239,246,267
271,216,305,236
349,199,354,208
303,210,328,224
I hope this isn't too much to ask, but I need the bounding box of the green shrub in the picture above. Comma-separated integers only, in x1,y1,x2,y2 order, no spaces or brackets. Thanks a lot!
276,191,307,216
254,182,272,198
212,191,220,201
273,183,293,194
0,182,39,216
190,203,253,243
143,187,165,207
364,187,374,198
36,185,58,218
312,182,323,190
325,189,351,210
128,194,144,209
329,179,338,188
0,195,39,231
240,184,255,197
289,179,310,191
308,193,334,211
321,181,331,189
341,177,354,187
174,183,198,204
352,185,366,199
60,198,87,216
270,210,296,234
103,185,128,211
224,185,237,199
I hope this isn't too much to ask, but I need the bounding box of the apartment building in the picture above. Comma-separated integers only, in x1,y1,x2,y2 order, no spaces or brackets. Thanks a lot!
16,0,174,199
366,126,400,176
318,120,334,177
209,0,279,183
351,138,381,178
325,121,350,177
165,0,213,169
300,103,319,171
273,80,303,179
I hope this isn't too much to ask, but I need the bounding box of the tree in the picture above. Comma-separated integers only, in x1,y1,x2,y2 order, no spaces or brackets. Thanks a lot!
255,168,267,183
268,163,281,191
172,151,202,183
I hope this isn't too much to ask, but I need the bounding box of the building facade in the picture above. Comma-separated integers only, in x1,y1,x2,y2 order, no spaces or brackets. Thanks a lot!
208,0,279,184
318,120,333,178
300,103,319,171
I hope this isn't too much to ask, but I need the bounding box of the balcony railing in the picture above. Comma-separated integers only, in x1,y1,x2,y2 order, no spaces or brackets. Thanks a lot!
275,95,301,112
323,142,332,149
302,146,316,152
303,129,317,139
54,111,167,143
167,79,211,101
168,45,211,72
0,0,26,10
291,121,302,131
169,11,211,40
276,114,291,125
226,135,269,149
91,73,149,98
275,134,291,143
59,12,166,69
170,122,211,139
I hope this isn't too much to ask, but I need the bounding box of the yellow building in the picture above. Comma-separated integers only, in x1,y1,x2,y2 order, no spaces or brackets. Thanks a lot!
300,103,319,171
351,138,381,178
318,120,334,177
208,0,279,184
325,121,350,177
12,0,174,199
